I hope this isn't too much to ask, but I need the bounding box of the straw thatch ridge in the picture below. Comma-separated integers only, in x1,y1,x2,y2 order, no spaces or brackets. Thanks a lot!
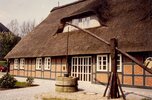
5,0,152,59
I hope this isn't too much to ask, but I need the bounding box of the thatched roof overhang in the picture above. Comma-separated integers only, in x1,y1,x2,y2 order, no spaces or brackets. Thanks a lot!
61,10,95,22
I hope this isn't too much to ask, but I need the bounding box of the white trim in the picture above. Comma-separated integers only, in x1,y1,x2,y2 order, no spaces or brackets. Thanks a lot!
36,58,42,70
71,56,92,81
109,54,122,72
20,58,25,69
14,59,19,69
97,55,108,72
44,57,51,70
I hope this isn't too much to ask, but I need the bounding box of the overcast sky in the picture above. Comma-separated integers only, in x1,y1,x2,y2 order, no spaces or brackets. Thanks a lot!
0,0,77,26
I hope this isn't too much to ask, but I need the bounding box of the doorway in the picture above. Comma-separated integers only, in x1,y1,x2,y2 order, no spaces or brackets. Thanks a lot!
71,56,92,81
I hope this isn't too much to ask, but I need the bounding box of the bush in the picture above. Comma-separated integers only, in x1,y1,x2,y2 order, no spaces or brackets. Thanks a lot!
26,77,34,86
0,73,17,88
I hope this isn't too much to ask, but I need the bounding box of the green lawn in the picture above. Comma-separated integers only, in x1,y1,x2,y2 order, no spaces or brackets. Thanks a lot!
15,82,28,88
15,81,38,88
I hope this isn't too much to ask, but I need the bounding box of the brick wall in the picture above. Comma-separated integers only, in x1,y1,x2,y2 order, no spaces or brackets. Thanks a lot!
9,57,68,80
123,53,152,88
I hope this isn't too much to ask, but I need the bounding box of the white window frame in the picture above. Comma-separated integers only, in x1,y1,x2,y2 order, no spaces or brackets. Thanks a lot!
20,58,25,69
97,55,108,71
109,54,122,72
44,57,51,70
71,56,92,81
36,58,42,70
14,59,19,69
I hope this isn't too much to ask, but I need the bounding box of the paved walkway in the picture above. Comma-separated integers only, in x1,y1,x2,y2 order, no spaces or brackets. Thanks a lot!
0,76,151,100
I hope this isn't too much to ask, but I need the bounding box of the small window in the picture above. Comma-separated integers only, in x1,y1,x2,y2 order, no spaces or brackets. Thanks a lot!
36,58,42,70
14,59,19,69
63,15,100,32
97,55,108,71
44,57,51,70
86,17,90,28
20,58,25,69
72,19,79,26
109,54,122,72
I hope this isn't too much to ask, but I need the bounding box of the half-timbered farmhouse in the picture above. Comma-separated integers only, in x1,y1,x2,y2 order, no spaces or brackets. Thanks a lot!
5,0,152,88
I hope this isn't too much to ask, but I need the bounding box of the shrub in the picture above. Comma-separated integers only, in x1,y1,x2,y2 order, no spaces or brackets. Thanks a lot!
0,73,17,88
26,77,34,86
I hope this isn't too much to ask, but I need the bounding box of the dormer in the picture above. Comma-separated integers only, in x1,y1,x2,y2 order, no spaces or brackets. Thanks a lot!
61,11,101,32
63,15,100,32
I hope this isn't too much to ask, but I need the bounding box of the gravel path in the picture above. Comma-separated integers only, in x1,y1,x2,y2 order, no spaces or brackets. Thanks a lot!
0,77,54,100
0,76,152,100
41,81,152,100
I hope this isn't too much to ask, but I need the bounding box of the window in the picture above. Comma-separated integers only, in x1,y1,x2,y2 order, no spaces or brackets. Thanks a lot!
71,56,92,81
63,15,100,32
97,55,108,71
14,59,19,69
36,58,42,70
44,57,51,70
82,17,90,28
72,19,79,26
20,58,25,69
71,17,90,30
109,54,122,72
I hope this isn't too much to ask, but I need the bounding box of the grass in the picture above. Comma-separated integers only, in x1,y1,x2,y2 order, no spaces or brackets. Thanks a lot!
15,81,39,88
15,82,28,88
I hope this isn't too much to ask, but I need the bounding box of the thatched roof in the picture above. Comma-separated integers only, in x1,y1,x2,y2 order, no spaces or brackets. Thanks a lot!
0,23,10,33
5,0,152,59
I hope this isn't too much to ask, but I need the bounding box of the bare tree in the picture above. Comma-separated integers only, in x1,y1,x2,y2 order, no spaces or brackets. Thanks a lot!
7,19,36,37
20,19,36,37
7,19,19,36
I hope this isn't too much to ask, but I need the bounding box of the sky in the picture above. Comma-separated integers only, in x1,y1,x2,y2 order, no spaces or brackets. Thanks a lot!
0,0,77,26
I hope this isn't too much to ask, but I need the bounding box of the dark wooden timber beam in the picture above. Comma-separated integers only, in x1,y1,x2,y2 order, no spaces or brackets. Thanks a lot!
110,38,119,98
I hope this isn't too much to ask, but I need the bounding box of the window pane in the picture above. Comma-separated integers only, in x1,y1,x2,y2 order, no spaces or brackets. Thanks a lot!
103,61,106,65
117,61,120,65
99,57,101,60
103,66,106,70
89,58,91,65
103,57,106,60
72,19,79,26
117,66,120,70
117,56,120,60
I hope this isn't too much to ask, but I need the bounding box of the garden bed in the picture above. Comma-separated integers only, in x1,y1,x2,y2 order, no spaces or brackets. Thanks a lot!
0,74,38,91
0,81,39,91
